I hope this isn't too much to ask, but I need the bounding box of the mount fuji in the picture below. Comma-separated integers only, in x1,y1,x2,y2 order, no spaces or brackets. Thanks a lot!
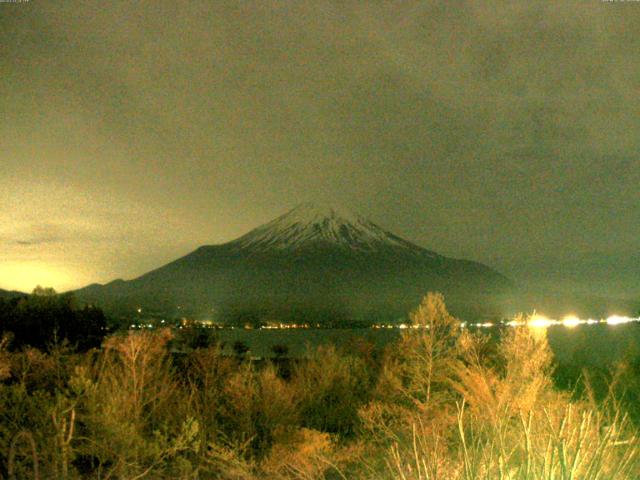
75,204,512,324
231,203,428,254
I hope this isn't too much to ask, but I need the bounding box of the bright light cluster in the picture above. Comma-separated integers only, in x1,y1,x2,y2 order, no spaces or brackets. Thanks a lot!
372,313,640,331
458,313,640,330
605,315,635,325
528,313,556,328
497,313,640,329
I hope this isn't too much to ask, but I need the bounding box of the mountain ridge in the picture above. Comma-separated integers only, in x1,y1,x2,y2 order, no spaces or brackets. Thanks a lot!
75,204,512,323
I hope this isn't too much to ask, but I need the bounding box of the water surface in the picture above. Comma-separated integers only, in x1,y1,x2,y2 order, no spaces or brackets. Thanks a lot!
211,323,640,366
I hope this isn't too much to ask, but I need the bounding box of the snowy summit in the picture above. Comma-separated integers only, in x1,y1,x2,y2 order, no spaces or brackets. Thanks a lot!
230,203,425,253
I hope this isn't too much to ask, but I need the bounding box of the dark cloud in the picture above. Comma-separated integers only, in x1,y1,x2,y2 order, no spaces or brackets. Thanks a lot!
13,239,58,247
2,223,71,244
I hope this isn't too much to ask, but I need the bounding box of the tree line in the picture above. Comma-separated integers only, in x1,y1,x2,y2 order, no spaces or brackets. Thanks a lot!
0,287,106,352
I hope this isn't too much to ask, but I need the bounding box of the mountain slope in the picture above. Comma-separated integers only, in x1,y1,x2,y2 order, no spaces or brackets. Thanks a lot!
76,204,512,323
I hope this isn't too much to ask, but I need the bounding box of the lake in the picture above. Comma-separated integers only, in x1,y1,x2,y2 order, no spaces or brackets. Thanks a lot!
209,322,640,366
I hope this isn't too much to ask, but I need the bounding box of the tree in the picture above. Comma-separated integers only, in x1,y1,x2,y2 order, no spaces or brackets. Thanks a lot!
0,288,107,351
376,292,461,410
32,285,57,297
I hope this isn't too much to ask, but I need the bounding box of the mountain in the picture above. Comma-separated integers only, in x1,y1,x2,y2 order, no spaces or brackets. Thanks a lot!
231,203,427,254
75,204,513,323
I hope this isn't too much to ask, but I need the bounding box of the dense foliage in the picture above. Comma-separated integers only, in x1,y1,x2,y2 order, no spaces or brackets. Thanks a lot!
0,292,638,479
0,287,107,352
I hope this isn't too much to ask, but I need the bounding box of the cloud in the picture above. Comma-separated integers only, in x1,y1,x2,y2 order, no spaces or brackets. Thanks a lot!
13,239,58,246
1,223,68,248
1,1,639,294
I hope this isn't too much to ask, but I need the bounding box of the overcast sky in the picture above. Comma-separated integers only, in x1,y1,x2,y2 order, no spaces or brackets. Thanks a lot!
1,1,639,295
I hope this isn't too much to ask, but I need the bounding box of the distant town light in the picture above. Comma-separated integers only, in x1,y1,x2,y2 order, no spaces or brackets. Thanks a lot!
505,319,525,327
528,314,556,328
606,315,633,325
561,315,581,328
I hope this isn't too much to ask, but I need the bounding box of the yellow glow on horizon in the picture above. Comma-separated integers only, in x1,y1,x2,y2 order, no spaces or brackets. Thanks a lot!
0,262,75,292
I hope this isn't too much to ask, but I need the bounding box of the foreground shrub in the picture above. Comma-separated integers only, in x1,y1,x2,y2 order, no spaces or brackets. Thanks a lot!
359,292,463,471
385,311,640,480
390,401,640,479
68,329,200,478
0,293,639,479
293,345,373,437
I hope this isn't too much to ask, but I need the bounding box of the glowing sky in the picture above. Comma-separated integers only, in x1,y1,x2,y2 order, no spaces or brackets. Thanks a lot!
1,1,639,294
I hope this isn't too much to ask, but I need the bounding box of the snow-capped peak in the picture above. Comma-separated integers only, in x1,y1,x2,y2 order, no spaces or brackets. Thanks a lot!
277,203,360,225
230,203,426,253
